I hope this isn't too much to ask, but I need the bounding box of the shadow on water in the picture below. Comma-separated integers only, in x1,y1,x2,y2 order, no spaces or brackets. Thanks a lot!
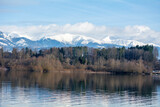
0,70,159,98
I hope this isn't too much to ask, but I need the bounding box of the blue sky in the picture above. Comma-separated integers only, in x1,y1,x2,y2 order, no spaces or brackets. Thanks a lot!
0,0,160,46
0,0,160,31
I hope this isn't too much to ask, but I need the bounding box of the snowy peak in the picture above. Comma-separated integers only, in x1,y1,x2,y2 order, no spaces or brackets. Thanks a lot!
0,31,15,47
49,34,78,44
112,39,145,47
49,33,101,45
102,36,146,47
0,31,4,38
8,32,20,38
0,31,160,50
16,39,28,46
103,36,112,44
5,32,21,41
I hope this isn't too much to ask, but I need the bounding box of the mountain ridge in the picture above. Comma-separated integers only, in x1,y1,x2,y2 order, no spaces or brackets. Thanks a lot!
0,31,160,50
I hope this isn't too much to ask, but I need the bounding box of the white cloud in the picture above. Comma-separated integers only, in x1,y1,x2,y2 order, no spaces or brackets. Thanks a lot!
0,22,107,40
105,25,160,45
0,22,160,45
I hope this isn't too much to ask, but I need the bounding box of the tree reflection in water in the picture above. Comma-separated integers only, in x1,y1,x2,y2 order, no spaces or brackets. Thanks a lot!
0,71,159,98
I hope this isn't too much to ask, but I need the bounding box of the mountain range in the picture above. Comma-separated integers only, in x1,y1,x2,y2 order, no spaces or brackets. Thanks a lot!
0,31,160,57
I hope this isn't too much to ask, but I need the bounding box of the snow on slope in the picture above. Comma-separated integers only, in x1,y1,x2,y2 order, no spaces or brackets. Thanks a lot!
49,33,101,45
103,36,149,47
112,39,145,47
0,42,7,46
16,39,28,46
0,31,160,49
102,36,112,44
0,31,15,47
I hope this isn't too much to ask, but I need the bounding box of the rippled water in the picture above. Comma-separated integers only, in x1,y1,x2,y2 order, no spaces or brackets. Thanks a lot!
0,71,160,107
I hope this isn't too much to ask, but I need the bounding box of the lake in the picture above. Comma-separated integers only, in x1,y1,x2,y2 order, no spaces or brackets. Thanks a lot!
0,71,160,107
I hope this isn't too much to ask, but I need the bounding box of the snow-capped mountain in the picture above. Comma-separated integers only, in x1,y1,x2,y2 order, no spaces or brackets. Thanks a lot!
0,31,15,47
49,33,101,45
0,31,160,50
102,36,146,47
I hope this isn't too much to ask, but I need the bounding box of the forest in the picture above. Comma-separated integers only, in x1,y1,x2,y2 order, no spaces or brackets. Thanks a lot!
0,45,159,74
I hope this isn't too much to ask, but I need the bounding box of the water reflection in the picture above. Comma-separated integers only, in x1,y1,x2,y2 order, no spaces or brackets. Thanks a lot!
0,71,160,107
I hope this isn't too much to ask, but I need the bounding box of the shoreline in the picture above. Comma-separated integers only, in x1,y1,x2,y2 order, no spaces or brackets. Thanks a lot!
1,67,160,75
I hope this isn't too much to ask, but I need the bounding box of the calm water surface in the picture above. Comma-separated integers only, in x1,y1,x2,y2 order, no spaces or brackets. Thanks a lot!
0,71,160,107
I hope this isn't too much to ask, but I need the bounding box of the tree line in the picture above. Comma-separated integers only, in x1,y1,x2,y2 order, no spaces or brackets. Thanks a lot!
0,45,159,74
